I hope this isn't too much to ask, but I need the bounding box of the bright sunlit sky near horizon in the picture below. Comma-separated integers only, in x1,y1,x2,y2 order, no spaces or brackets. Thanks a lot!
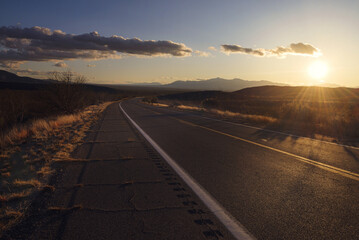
1,0,358,87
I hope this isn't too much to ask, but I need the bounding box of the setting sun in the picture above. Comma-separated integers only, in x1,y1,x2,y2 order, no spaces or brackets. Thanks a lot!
308,60,328,79
1,1,359,239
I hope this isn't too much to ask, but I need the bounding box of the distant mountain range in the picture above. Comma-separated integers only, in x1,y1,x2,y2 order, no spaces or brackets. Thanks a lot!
1,69,287,92
130,82,163,86
0,70,53,84
0,70,115,92
164,78,287,91
128,77,287,91
159,85,359,103
1,69,344,92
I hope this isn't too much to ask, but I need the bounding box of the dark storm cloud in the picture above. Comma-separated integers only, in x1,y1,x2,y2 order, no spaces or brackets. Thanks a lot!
0,26,193,66
221,42,320,57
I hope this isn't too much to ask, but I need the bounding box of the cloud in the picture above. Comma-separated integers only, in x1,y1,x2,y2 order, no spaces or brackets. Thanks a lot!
221,45,265,56
288,43,319,55
208,46,217,51
53,62,68,68
87,64,96,68
0,26,193,67
221,42,320,57
194,50,211,57
0,61,23,68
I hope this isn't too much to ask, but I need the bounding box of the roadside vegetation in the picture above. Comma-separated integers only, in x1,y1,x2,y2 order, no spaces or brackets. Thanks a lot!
146,86,359,142
0,101,111,232
0,71,118,233
0,71,119,138
0,71,191,234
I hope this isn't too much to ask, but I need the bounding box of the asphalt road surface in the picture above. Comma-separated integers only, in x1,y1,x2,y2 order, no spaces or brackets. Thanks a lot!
120,98,359,240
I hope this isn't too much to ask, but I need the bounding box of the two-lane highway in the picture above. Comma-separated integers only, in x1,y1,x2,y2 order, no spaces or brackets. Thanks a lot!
120,99,359,240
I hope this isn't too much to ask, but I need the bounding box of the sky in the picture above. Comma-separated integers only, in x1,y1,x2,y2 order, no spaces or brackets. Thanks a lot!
0,0,358,87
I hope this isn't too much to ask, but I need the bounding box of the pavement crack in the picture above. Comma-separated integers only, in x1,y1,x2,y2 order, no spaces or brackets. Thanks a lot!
79,206,186,213
53,157,139,163
80,141,119,144
56,180,165,190
139,218,156,236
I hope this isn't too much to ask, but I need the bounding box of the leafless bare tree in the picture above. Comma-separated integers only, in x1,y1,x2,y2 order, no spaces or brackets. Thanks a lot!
49,71,87,113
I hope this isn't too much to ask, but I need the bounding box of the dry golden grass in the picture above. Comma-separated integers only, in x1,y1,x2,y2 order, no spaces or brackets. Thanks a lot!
36,165,53,177
13,179,41,188
0,208,24,233
208,109,277,124
0,153,10,158
2,209,22,218
55,114,82,126
151,103,169,108
177,105,203,111
0,190,32,202
0,101,113,234
2,128,29,145
158,102,277,125
1,172,11,178
0,103,109,149
53,143,77,160
157,89,359,140
0,196,6,202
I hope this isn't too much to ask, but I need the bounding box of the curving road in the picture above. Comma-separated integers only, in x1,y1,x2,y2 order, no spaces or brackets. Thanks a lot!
120,98,359,240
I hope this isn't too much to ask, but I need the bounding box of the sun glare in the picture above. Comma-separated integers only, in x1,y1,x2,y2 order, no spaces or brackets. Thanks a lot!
308,61,328,79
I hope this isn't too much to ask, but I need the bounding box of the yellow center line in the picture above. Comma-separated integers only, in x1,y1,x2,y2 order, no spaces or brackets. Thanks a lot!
141,104,359,182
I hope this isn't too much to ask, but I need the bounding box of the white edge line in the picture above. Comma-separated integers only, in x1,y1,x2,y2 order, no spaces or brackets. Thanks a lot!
145,103,359,150
119,102,254,240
